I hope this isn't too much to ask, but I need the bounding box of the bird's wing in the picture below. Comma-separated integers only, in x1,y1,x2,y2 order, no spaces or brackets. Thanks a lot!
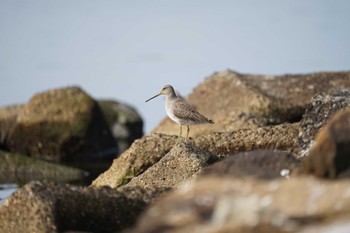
172,99,209,123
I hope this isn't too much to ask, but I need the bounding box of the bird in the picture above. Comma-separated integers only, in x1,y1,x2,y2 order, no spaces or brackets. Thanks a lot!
145,85,214,142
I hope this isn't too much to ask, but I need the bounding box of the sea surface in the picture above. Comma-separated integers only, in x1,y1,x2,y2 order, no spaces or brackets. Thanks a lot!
0,184,18,205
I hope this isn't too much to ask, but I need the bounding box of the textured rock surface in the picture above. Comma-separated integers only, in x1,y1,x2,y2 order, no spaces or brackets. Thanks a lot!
127,142,216,188
194,124,298,156
127,177,350,233
300,109,350,178
200,150,300,179
0,181,167,233
92,134,175,188
294,91,350,158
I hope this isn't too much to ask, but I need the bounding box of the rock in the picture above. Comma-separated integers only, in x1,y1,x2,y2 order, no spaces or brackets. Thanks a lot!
0,104,23,149
92,134,176,188
0,181,167,233
194,124,299,155
98,100,143,152
0,150,86,184
152,71,350,137
200,150,300,179
5,87,117,168
127,142,216,188
294,91,350,158
300,109,350,178
127,176,350,233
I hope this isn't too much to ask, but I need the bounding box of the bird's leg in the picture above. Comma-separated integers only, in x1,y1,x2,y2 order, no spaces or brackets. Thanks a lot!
186,125,190,141
176,125,182,144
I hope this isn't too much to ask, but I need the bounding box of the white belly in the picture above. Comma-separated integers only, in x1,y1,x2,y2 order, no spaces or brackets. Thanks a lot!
165,101,180,124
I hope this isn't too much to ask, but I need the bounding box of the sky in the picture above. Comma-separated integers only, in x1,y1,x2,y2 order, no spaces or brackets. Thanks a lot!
1,1,350,133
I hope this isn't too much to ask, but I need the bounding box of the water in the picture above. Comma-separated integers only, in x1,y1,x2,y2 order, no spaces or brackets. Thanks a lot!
0,184,18,205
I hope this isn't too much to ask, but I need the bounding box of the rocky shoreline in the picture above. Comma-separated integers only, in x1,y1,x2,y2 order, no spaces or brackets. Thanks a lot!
1,70,350,233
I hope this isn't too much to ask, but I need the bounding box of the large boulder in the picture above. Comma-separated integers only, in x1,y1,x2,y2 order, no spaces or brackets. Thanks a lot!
5,86,117,165
152,70,350,137
0,87,145,182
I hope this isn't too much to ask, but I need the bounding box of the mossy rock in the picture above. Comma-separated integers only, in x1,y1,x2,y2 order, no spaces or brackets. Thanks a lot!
6,87,117,166
0,150,86,185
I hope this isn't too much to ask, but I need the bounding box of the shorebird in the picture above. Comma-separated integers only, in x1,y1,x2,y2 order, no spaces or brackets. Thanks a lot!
146,85,214,142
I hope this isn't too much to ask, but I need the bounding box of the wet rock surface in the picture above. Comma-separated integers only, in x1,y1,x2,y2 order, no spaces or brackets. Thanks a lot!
2,71,350,233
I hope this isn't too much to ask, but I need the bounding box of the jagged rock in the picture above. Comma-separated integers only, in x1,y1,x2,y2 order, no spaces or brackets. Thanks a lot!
300,109,350,178
127,142,216,188
294,91,350,158
92,134,176,188
127,177,350,233
0,150,86,184
0,181,167,233
98,100,143,152
153,71,350,137
200,150,300,179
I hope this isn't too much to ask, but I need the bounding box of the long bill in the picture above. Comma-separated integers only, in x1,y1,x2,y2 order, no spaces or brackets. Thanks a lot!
145,93,162,102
